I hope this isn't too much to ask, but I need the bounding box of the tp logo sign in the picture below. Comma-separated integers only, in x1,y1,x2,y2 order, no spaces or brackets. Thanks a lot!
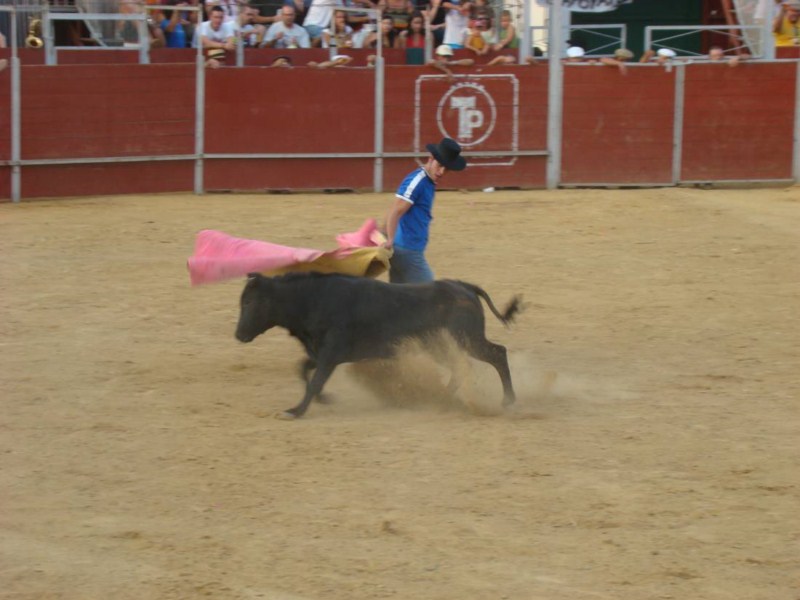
415,75,518,167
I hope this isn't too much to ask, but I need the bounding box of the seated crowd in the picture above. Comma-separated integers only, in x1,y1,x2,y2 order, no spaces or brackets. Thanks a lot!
136,0,522,67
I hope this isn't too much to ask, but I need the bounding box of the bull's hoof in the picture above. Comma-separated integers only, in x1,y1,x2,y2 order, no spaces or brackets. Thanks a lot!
502,396,516,408
274,410,298,421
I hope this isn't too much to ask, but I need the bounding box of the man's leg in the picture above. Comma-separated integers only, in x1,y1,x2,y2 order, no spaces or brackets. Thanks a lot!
389,247,434,283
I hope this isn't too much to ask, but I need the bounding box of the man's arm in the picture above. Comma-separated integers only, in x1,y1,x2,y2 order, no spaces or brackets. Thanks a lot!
383,198,412,249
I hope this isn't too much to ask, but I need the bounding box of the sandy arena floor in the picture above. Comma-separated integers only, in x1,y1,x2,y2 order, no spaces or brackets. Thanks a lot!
1,187,799,600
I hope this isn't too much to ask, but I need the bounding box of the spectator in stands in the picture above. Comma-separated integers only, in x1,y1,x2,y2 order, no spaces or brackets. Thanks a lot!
364,15,399,48
307,53,354,67
491,9,519,53
270,54,293,67
119,0,165,48
565,45,588,62
199,4,237,66
382,0,414,34
707,44,749,66
424,0,447,46
600,47,633,73
205,0,238,23
302,0,342,47
437,0,471,49
322,9,354,48
284,0,311,26
464,15,491,56
640,47,677,67
427,43,474,81
396,11,426,49
161,1,192,48
469,0,491,25
237,4,268,47
262,4,311,48
344,0,376,32
774,0,800,46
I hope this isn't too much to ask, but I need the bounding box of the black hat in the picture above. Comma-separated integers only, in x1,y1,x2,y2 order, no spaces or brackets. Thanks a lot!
426,138,467,171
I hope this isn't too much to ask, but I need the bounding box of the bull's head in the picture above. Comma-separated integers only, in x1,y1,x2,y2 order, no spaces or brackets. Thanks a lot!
235,273,275,343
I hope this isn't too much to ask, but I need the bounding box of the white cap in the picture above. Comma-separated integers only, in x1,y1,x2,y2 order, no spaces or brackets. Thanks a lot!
435,44,454,57
566,46,585,58
657,48,677,58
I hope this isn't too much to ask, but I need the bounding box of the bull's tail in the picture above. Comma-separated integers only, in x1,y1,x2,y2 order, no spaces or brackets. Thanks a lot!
457,281,523,326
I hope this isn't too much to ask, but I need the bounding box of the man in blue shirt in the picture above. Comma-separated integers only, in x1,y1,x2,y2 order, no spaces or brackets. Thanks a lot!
384,137,467,283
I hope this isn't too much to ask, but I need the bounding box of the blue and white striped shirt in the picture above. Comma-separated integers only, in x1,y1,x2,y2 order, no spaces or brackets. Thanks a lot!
394,167,436,251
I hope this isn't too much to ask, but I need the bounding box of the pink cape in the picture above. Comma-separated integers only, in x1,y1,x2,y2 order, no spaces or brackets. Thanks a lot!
187,219,390,286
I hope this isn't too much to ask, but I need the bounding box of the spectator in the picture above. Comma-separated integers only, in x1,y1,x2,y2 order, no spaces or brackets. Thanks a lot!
365,15,399,48
640,47,677,66
438,0,471,49
307,53,354,67
382,0,414,33
199,4,236,66
262,4,311,48
492,9,519,53
180,0,201,48
707,44,749,66
205,0,238,22
774,0,800,46
396,11,426,49
270,54,293,66
424,0,446,46
118,0,166,48
463,16,491,56
427,43,474,81
302,0,343,47
565,45,588,62
599,47,633,73
322,9,354,48
470,0,491,24
161,1,191,48
237,4,268,47
344,0,376,30
285,0,312,25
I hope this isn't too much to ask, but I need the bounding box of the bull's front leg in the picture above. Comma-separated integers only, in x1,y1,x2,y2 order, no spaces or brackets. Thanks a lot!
278,357,339,420
298,358,334,404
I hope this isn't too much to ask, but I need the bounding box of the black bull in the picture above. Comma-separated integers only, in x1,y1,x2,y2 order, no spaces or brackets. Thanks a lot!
235,272,522,419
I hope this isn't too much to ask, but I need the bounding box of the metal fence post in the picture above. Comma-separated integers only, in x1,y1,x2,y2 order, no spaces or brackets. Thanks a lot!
546,0,564,190
672,64,685,185
194,47,205,195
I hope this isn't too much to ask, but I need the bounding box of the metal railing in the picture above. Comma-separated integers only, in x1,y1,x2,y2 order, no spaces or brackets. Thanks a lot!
644,24,769,59
531,23,627,56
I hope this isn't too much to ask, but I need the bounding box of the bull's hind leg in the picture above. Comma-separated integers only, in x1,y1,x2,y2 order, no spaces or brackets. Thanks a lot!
466,338,516,407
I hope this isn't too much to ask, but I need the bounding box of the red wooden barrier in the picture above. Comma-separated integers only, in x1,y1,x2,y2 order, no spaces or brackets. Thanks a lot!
561,65,676,185
681,62,796,181
22,64,195,160
0,59,797,201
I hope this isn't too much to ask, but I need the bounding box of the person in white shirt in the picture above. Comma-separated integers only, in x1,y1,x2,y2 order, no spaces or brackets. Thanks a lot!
204,0,238,23
199,5,237,66
262,5,311,48
302,0,342,47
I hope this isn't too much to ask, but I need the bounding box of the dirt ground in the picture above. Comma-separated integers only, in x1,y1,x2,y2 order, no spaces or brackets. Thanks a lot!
1,186,799,600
